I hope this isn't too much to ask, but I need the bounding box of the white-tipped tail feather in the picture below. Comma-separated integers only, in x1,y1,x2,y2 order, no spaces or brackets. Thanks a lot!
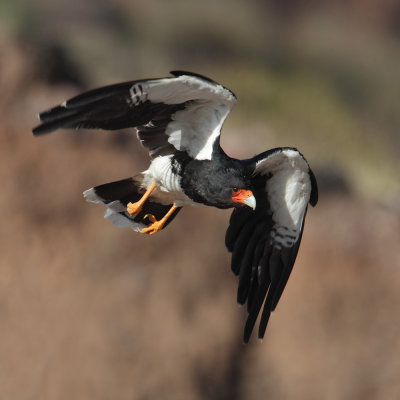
83,188,145,231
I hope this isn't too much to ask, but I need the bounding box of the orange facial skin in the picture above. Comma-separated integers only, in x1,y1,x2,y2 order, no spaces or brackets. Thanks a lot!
231,189,256,210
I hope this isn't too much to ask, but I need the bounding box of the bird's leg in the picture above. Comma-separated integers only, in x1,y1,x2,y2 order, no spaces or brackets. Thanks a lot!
140,204,178,235
127,183,157,216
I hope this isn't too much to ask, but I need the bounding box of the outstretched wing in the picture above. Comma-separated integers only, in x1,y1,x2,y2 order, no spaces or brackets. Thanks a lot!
225,148,318,343
33,71,236,160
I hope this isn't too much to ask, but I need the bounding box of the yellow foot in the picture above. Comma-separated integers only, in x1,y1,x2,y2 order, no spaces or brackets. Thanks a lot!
140,214,164,235
139,204,178,235
126,183,157,216
127,200,142,216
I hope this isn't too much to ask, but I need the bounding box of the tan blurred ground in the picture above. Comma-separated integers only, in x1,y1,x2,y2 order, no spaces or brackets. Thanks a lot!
1,3,400,399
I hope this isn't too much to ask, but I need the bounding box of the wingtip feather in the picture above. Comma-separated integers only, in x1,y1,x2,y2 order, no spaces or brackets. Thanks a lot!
32,124,50,136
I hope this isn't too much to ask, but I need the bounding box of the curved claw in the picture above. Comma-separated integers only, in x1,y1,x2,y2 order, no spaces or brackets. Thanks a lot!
139,204,178,236
143,214,157,223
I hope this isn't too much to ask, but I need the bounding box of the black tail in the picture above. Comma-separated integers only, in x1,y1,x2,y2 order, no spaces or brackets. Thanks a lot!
84,177,181,232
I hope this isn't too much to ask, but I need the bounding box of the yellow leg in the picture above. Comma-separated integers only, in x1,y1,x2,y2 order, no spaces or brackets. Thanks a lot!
140,204,178,235
127,183,157,216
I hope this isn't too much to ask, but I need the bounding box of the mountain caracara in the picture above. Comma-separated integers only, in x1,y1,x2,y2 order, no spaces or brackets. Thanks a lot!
33,71,318,342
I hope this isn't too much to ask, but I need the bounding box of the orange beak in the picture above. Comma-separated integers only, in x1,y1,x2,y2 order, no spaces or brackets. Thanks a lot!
231,189,256,210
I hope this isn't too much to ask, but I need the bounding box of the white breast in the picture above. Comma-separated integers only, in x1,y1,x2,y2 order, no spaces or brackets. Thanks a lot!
141,155,193,206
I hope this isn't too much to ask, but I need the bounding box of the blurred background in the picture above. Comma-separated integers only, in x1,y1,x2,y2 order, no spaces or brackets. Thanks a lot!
1,0,400,399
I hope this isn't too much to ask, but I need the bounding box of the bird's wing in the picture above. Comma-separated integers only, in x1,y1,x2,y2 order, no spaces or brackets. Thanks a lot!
33,71,236,160
225,148,318,342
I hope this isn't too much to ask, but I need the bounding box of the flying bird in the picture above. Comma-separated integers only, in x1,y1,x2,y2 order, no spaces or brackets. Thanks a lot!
33,71,318,342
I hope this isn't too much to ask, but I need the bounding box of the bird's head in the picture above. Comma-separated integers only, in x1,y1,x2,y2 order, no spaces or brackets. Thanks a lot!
208,171,256,210
184,158,256,210
205,184,256,210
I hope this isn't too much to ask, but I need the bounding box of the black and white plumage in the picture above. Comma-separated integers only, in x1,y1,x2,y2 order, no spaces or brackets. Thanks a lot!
33,71,318,342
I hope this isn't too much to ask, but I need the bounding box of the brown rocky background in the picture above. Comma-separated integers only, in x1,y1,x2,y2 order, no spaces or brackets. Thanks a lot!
1,1,399,399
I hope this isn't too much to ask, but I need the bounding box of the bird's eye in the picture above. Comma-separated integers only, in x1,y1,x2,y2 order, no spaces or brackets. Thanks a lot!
232,187,239,193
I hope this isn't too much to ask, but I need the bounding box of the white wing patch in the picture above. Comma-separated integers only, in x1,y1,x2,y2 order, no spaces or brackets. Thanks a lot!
129,83,147,106
131,74,236,160
166,101,231,160
143,75,236,105
254,149,312,248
